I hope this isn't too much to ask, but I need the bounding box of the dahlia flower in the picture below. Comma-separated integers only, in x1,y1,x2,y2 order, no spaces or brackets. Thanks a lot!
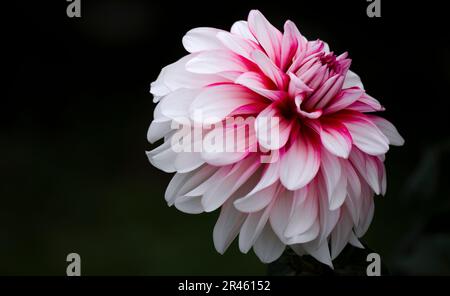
147,10,404,267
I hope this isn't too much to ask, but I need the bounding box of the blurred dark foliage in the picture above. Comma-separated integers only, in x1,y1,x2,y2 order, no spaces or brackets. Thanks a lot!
268,245,390,276
1,0,449,275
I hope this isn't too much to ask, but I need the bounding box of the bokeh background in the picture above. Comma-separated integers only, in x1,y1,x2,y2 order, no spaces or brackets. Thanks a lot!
2,0,449,275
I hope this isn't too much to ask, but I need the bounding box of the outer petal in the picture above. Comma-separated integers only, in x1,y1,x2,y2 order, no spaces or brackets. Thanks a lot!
343,70,364,90
234,182,278,213
213,195,246,254
146,140,177,173
349,148,382,195
239,203,273,253
366,115,405,146
331,207,353,260
253,224,285,263
280,21,299,71
269,188,293,243
201,155,261,212
182,27,226,53
347,93,384,113
216,31,259,60
248,10,282,66
284,187,318,237
320,119,353,158
280,130,321,190
339,112,389,156
303,240,333,268
186,50,252,74
150,54,226,100
147,120,172,144
160,88,201,120
165,165,218,205
230,20,258,43
190,84,260,124
324,87,364,114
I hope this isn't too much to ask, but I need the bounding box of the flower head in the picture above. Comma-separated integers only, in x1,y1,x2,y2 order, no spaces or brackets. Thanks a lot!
147,10,404,266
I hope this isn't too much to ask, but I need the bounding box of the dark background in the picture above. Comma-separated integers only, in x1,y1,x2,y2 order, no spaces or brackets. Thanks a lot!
2,0,449,275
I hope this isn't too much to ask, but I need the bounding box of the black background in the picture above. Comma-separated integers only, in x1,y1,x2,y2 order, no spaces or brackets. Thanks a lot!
2,0,449,275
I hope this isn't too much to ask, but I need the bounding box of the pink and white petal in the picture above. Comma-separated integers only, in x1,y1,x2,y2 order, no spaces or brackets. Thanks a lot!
255,104,293,150
151,100,171,123
287,219,320,244
320,120,353,158
374,156,387,196
320,149,342,204
305,74,341,110
306,65,328,91
329,169,347,211
303,240,333,268
186,50,251,74
295,96,323,119
234,182,278,213
174,195,204,214
165,165,219,205
229,102,268,117
165,172,192,206
182,27,226,53
280,131,321,190
247,161,280,196
347,93,384,113
340,112,389,156
253,224,286,263
284,187,318,237
174,151,205,173
248,10,282,66
342,162,362,225
146,140,177,173
231,20,258,43
298,62,321,85
190,84,260,124
202,117,257,166
151,54,226,100
239,203,273,253
150,66,171,98
160,88,201,120
331,207,353,259
355,183,375,237
324,87,364,114
184,166,232,197
235,72,285,101
343,70,364,90
269,188,293,243
349,148,382,195
314,75,345,110
213,196,247,254
366,115,405,146
216,31,259,60
250,50,287,89
202,156,261,212
317,176,341,243
280,21,299,71
147,120,172,144
288,73,313,98
349,231,365,248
